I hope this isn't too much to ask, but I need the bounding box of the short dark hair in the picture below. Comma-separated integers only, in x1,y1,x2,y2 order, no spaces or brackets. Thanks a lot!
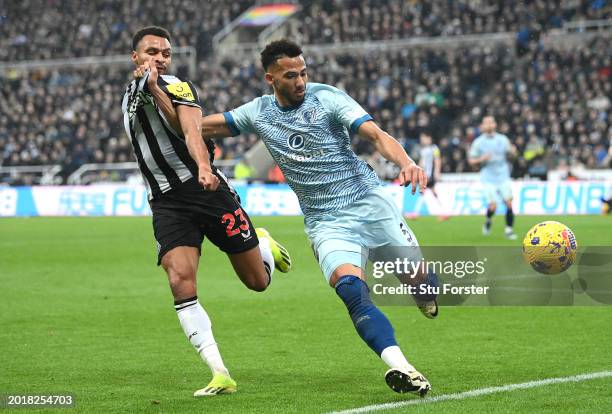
260,39,303,70
132,26,171,51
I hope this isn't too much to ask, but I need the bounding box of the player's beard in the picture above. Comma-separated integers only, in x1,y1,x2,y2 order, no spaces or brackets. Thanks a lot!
275,81,304,107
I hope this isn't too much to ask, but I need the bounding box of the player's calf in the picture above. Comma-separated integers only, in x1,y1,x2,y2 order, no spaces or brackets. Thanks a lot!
228,247,271,292
335,275,397,355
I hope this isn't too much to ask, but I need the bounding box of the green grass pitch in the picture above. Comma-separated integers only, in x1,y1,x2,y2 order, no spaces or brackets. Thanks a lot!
1,215,611,413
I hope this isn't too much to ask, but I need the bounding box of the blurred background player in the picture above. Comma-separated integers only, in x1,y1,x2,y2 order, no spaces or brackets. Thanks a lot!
124,26,291,397
176,39,436,396
468,116,518,240
418,132,449,221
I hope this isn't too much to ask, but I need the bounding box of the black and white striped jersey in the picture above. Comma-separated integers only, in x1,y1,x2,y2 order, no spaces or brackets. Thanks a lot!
121,72,215,199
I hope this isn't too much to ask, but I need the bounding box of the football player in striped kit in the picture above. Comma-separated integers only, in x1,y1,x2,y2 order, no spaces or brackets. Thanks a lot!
124,26,292,397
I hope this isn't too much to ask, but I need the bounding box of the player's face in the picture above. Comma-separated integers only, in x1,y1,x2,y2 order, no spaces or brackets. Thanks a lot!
131,35,171,75
265,55,308,106
420,134,431,145
481,117,497,134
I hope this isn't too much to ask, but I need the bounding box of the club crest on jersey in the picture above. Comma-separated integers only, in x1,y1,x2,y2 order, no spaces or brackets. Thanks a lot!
303,108,318,124
287,133,305,150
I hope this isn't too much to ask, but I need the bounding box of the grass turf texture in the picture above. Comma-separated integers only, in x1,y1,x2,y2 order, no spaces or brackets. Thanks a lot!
1,215,611,413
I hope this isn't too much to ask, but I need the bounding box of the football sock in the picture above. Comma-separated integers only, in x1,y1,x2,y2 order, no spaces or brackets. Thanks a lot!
174,296,229,376
505,207,514,228
485,207,495,230
335,275,397,355
381,345,416,372
257,237,275,286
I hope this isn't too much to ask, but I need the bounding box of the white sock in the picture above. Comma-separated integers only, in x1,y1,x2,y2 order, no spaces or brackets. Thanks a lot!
381,345,416,372
258,236,275,283
175,297,229,376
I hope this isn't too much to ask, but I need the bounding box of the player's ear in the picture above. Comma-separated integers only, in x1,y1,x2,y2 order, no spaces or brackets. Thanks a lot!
131,51,139,65
264,72,274,86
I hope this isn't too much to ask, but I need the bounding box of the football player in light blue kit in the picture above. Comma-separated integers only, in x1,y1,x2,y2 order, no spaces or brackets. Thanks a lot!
197,40,436,395
468,116,518,239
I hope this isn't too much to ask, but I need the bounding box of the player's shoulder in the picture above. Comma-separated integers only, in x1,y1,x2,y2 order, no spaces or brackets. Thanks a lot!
230,94,275,120
472,134,486,144
307,83,353,113
496,132,510,141
246,93,275,111
307,82,345,100
159,74,190,85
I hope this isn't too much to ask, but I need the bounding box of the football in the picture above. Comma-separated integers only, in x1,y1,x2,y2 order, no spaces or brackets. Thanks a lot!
522,221,578,274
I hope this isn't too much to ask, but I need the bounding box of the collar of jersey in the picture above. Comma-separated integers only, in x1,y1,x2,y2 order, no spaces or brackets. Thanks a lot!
274,96,305,112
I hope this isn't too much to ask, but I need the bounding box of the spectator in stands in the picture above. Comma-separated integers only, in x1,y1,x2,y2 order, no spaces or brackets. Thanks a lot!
0,0,609,184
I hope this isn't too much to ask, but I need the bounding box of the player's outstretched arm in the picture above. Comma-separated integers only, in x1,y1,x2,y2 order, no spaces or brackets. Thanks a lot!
177,105,219,191
358,120,427,194
201,114,234,140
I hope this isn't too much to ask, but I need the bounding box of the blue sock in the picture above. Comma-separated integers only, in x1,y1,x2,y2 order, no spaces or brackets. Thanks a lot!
334,275,397,356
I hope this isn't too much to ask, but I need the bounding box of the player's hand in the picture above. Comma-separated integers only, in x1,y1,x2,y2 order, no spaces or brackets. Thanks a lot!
133,62,158,88
198,166,220,191
133,63,147,79
399,162,427,195
482,153,492,162
146,62,159,89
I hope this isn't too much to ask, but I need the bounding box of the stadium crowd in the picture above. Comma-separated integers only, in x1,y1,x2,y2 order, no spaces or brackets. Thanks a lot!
294,0,610,44
1,0,252,61
0,1,610,184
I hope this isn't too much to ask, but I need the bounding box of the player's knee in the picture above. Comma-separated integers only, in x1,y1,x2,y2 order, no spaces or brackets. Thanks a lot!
165,261,197,295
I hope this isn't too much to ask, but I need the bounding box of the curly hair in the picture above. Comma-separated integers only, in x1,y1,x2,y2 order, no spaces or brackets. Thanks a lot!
260,39,303,70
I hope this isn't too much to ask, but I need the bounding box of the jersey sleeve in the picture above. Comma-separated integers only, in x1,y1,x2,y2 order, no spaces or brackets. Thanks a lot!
161,79,202,110
313,84,372,134
468,138,482,159
433,145,441,158
223,97,264,136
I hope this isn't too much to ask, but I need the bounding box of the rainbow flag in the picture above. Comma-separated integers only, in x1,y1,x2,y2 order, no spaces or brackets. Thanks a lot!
238,4,298,27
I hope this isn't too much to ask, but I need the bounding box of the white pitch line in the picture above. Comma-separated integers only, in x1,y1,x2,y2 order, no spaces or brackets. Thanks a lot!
330,370,612,414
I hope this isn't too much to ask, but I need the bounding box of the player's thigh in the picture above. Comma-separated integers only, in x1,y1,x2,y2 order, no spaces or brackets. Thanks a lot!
200,188,260,269
151,200,204,267
482,182,498,206
359,188,421,247
305,220,365,286
357,188,425,281
499,181,513,204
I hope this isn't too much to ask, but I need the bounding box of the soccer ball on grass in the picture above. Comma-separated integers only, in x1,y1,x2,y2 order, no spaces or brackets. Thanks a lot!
522,221,578,274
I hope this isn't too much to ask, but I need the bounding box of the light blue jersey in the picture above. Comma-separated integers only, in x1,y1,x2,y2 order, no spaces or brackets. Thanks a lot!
468,132,512,183
224,82,380,223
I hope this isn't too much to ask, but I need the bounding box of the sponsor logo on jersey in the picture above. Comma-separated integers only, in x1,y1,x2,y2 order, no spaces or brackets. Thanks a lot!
278,148,326,164
166,82,195,101
287,133,305,150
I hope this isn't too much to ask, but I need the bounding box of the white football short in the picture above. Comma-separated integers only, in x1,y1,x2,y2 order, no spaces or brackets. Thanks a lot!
304,187,421,282
482,180,513,204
